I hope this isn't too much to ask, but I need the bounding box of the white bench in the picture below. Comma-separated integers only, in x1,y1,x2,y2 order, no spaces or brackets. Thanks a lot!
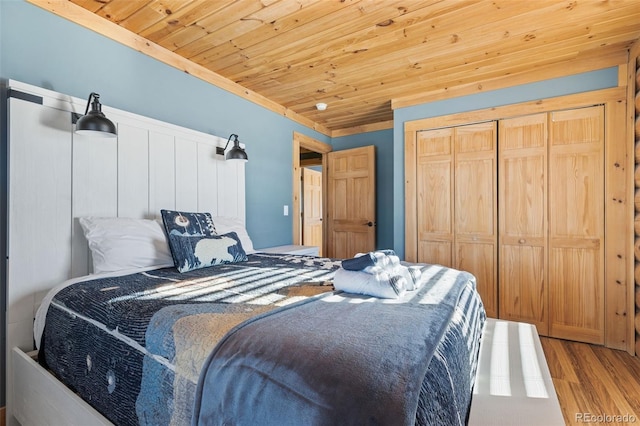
469,319,565,425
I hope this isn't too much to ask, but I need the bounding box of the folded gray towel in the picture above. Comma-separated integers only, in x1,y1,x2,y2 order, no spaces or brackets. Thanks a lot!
333,266,408,299
341,249,397,271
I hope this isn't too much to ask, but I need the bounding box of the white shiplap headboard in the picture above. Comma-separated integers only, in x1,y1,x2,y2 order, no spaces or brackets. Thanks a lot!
5,79,245,421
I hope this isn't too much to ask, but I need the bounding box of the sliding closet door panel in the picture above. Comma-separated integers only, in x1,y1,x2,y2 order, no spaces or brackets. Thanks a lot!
548,106,604,344
499,113,548,334
149,132,176,219
117,124,149,218
175,138,199,212
454,122,497,317
501,244,546,320
416,128,453,266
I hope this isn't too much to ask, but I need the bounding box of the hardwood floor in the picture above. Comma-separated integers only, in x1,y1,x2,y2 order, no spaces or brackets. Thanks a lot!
540,337,640,425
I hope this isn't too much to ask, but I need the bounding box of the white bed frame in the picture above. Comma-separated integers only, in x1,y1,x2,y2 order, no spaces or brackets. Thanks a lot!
4,80,245,426
4,80,564,426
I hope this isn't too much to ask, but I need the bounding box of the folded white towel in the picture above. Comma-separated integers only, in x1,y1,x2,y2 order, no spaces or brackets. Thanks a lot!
406,265,423,291
333,265,411,299
355,252,401,275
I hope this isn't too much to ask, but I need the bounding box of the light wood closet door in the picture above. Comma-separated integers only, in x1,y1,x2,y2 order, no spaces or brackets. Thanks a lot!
454,122,497,318
416,128,454,266
499,114,549,334
548,106,604,344
416,123,497,317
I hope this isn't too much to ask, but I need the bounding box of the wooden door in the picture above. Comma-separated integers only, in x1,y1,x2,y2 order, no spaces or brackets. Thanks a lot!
326,146,376,258
454,122,497,318
415,124,497,315
415,128,454,266
498,113,549,334
548,106,604,344
302,167,323,255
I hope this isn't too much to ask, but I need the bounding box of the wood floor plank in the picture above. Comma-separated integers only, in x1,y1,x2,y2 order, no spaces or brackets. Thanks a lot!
542,337,580,383
540,337,640,425
552,380,582,424
596,346,640,415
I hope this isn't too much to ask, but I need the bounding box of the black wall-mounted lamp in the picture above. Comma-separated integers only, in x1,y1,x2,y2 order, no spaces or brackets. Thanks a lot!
216,134,248,162
73,92,117,138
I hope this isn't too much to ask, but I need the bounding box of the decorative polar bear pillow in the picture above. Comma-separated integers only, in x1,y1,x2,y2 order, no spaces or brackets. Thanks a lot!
160,209,247,273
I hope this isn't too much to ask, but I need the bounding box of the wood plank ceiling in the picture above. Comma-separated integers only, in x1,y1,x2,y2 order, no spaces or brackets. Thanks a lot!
63,0,640,134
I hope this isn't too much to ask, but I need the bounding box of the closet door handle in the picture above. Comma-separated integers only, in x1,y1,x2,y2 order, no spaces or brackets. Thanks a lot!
518,239,526,244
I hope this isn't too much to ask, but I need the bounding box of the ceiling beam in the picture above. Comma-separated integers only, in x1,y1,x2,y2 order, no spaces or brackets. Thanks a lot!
391,48,628,110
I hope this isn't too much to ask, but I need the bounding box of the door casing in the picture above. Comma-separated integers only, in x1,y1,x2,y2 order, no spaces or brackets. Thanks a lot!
292,132,332,254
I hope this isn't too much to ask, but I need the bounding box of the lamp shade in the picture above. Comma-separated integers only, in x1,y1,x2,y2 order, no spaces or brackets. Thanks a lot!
220,134,248,162
75,93,117,138
226,138,248,162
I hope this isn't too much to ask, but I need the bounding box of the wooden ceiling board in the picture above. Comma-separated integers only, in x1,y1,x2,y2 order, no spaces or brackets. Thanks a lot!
157,1,271,52
256,19,636,110
187,0,353,68
70,0,109,13
215,1,458,80
214,1,624,106
59,0,640,134
93,0,148,23
120,1,198,34
240,1,626,90
223,0,582,89
207,3,410,77
171,0,330,58
136,1,231,41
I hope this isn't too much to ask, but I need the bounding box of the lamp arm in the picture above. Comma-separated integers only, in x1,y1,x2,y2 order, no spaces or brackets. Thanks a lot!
223,133,238,151
84,92,100,115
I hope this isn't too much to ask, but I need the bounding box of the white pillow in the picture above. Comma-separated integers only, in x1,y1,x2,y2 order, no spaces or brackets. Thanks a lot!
212,216,256,254
79,217,174,274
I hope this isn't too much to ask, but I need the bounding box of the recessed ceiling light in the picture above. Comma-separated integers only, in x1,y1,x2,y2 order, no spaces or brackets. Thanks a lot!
316,102,327,111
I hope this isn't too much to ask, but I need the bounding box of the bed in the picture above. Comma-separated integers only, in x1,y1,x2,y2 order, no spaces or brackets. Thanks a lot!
34,250,485,426
7,80,489,426
6,79,563,426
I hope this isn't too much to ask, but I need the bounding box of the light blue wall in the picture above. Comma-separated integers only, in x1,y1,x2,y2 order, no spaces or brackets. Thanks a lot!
332,129,394,250
0,0,330,250
392,67,619,258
